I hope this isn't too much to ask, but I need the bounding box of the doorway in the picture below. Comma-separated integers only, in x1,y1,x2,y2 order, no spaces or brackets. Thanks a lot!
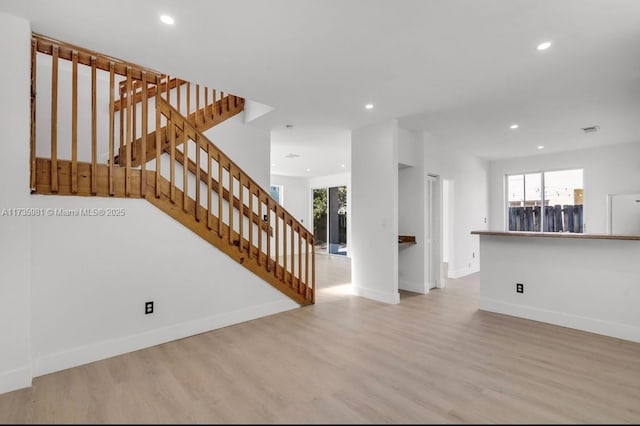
313,186,347,255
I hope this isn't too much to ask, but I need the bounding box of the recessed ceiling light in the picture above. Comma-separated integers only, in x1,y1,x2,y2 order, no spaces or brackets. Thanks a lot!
160,15,175,25
537,41,552,51
306,168,311,172
537,145,545,150
341,164,345,168
510,124,519,129
365,104,374,110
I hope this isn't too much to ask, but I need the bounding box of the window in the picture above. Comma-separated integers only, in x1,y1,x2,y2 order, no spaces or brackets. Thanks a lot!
270,185,283,204
506,169,583,233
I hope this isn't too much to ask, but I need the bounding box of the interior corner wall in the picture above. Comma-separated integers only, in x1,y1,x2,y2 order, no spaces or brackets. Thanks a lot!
351,120,399,304
488,141,640,234
270,174,310,227
422,131,488,279
0,11,32,394
397,128,426,293
204,113,270,190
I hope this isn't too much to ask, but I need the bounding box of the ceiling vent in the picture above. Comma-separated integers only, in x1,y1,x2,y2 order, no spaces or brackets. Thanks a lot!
284,153,301,159
581,125,600,133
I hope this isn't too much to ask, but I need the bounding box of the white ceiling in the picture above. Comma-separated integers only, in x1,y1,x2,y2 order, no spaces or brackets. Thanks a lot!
3,0,640,176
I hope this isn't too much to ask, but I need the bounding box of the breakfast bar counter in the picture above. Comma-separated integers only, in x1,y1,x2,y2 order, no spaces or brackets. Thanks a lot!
472,230,640,343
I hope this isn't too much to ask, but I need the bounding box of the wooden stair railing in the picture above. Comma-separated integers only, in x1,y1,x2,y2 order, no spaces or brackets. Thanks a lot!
29,33,314,306
114,78,245,168
153,97,315,304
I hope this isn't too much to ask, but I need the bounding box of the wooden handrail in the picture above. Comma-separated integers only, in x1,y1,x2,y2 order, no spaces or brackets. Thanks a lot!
114,78,186,112
33,33,162,83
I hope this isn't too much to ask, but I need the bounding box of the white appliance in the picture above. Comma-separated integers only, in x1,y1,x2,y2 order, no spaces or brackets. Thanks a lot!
609,194,640,235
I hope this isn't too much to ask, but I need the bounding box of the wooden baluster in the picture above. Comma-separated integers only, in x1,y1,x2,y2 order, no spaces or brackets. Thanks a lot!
132,81,137,163
204,88,208,122
169,115,176,203
226,92,230,112
305,233,310,295
257,192,262,266
109,62,115,196
182,131,188,212
176,79,181,115
266,197,271,272
311,238,316,303
238,176,244,253
290,218,295,288
195,84,200,127
283,217,288,284
298,226,302,292
119,84,124,150
220,91,224,114
228,164,234,246
30,39,37,191
195,135,201,221
90,57,97,195
211,89,216,118
207,146,212,230
217,154,223,238
248,181,253,259
140,72,148,196
125,68,133,196
274,206,279,278
166,75,171,106
186,82,191,119
71,51,79,194
154,89,161,198
50,45,59,193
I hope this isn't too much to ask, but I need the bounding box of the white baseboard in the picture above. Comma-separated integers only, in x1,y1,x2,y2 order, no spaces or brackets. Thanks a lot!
32,299,298,377
398,280,428,294
448,263,480,279
0,365,32,395
480,298,640,343
353,286,400,304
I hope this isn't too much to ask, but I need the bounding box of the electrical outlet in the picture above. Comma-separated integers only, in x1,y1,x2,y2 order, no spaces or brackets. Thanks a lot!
516,283,524,294
472,252,475,259
145,301,154,314
484,217,487,223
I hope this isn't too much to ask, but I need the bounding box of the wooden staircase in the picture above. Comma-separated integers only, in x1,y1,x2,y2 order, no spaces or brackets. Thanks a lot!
29,33,315,306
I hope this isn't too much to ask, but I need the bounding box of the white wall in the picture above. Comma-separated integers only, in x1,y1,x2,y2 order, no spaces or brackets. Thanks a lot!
29,195,297,377
397,129,427,293
423,131,488,279
488,141,640,234
204,114,270,190
479,235,640,343
270,174,309,227
0,11,32,394
351,120,399,303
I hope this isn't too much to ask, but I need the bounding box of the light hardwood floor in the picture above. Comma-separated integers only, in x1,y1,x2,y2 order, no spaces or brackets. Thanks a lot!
1,253,639,423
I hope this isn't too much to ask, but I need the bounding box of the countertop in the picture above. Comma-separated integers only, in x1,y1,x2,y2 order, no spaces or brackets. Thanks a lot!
470,231,640,241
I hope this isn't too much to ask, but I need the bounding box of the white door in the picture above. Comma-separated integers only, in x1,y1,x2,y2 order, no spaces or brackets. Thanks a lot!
425,175,438,289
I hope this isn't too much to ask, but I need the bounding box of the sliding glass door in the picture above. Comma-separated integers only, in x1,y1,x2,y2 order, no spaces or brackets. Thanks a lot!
313,186,347,255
